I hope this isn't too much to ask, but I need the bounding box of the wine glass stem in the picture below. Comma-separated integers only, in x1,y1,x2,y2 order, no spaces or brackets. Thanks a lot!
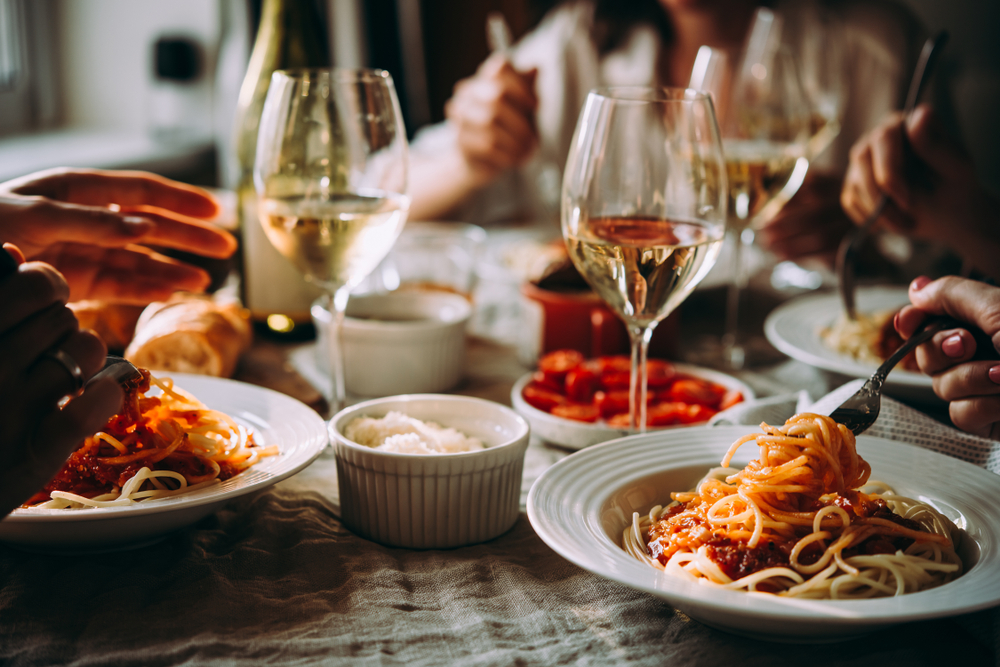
324,286,351,415
628,324,655,433
724,226,752,370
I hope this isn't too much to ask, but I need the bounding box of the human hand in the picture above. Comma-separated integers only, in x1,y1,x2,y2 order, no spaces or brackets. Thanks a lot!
895,275,1000,439
758,171,853,265
445,54,539,185
841,105,1000,277
0,168,237,304
0,244,122,517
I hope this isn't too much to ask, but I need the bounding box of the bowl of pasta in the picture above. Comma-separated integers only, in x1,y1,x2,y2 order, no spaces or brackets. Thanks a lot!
0,372,328,552
528,415,1000,641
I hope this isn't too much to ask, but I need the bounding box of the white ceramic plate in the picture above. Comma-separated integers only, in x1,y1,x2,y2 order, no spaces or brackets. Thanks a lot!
764,286,931,394
0,374,328,552
527,425,1000,642
511,363,755,450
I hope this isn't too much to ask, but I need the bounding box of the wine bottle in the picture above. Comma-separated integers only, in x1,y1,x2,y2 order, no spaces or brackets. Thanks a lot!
232,0,330,339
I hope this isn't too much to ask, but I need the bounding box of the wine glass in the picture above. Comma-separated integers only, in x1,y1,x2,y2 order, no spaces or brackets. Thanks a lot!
718,7,811,369
790,7,847,162
562,87,727,432
254,68,409,413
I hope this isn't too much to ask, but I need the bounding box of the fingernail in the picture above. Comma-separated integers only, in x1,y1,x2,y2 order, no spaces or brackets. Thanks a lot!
910,276,932,292
990,366,1000,385
942,334,965,358
123,216,154,235
893,312,900,331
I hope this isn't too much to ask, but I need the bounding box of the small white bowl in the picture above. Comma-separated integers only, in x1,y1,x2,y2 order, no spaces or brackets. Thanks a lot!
313,291,471,396
330,394,530,549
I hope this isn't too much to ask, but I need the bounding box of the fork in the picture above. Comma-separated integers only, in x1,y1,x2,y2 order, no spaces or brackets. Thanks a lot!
828,315,958,435
835,31,948,320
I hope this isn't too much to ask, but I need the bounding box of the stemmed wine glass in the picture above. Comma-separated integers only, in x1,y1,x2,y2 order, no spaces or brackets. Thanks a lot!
562,87,727,432
718,7,811,369
254,68,409,412
790,7,847,162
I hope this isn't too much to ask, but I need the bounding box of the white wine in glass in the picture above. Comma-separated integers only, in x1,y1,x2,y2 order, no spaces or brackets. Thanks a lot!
255,68,409,412
563,87,727,432
718,8,811,369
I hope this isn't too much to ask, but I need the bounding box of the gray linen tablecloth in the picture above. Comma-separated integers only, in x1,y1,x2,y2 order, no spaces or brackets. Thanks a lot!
1,340,998,666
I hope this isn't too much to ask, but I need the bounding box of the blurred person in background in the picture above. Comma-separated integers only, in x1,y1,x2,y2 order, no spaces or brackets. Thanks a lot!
408,0,927,268
0,167,235,517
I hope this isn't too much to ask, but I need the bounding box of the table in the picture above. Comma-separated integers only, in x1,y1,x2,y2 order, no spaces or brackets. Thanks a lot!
1,285,997,666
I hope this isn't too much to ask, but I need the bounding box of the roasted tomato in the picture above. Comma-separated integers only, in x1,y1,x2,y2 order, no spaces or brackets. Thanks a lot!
565,366,600,403
646,402,686,427
537,349,584,387
521,381,568,412
677,403,717,424
665,377,726,409
646,359,676,389
551,404,600,423
594,390,631,418
530,370,563,393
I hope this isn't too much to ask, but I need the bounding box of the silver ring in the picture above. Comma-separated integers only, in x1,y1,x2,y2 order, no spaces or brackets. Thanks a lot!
44,348,85,392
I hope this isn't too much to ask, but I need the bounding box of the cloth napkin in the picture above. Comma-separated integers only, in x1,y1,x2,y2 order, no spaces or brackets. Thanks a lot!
710,382,1000,474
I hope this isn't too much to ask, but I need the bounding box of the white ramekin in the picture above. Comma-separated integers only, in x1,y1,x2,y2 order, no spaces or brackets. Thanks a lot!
330,394,530,549
313,290,471,397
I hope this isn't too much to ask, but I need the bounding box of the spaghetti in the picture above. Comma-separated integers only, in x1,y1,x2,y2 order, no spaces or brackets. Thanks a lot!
623,414,962,598
820,310,918,371
24,370,278,509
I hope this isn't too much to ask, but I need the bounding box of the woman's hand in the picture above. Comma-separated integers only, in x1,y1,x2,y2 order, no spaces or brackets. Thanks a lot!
841,105,1000,279
0,245,122,517
896,275,1000,439
0,168,237,304
445,54,540,185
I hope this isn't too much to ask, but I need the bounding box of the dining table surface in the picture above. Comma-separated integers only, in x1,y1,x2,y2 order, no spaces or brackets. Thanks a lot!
1,228,998,667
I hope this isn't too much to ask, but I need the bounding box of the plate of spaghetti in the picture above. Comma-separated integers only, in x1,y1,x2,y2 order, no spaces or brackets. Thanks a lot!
764,286,932,399
528,416,1000,641
0,372,327,552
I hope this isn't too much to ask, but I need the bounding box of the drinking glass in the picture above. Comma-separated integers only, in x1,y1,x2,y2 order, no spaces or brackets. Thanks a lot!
562,87,727,432
254,68,409,412
719,7,811,369
790,7,847,161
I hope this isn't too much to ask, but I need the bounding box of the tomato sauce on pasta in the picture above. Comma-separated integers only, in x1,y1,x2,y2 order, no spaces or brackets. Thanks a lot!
623,414,962,598
24,370,278,509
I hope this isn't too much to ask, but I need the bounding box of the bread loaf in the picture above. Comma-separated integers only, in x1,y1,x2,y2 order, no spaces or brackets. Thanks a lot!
68,301,144,353
125,295,252,377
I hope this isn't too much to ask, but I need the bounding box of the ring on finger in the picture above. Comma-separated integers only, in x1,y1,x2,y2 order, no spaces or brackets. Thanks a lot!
43,348,85,393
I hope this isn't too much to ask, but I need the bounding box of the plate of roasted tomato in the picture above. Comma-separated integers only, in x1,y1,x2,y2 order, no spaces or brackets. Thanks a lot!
511,350,754,450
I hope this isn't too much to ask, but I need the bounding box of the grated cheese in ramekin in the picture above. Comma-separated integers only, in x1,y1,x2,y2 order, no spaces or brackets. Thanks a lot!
344,411,485,454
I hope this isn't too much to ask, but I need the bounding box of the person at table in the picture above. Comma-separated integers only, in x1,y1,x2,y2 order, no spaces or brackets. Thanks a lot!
0,167,236,304
840,103,1000,282
896,276,1000,440
0,168,236,517
408,0,927,265
0,243,122,517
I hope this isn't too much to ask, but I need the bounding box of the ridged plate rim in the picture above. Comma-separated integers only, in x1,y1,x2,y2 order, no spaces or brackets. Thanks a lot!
527,425,1000,635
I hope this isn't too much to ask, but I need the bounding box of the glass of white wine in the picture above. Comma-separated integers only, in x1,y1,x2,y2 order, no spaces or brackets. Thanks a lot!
719,7,811,369
562,87,727,432
254,68,409,412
